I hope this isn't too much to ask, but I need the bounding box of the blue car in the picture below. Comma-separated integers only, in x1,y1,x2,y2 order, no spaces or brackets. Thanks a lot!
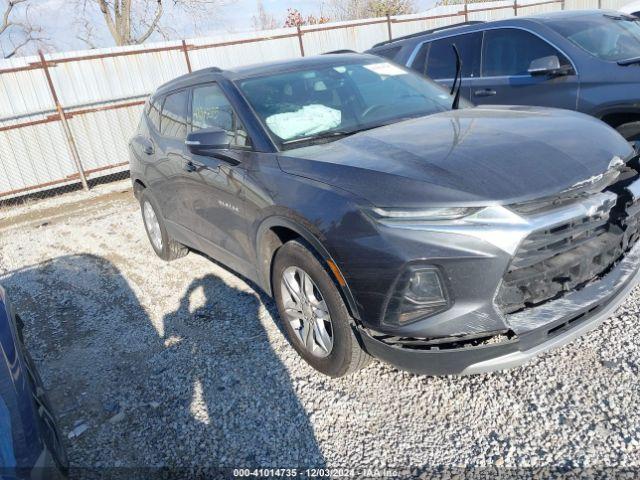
0,285,67,479
368,10,640,140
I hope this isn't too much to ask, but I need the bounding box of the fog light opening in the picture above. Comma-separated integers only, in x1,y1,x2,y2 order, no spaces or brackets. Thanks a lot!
385,266,451,326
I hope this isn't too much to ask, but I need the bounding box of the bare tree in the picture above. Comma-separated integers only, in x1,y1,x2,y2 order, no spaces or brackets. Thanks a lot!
368,0,415,16
0,0,49,58
75,0,229,46
329,0,415,20
251,0,276,31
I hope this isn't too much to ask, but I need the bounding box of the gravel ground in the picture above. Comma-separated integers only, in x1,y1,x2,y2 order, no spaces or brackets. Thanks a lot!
0,180,639,477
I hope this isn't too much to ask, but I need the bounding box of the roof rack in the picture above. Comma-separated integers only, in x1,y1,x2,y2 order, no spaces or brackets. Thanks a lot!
190,66,224,75
155,66,224,94
370,21,485,49
322,49,358,54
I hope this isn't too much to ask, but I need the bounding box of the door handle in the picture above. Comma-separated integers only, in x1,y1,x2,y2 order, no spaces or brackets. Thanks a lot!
474,89,497,97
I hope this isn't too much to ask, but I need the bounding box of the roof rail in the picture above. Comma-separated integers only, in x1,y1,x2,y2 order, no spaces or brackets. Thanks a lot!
370,21,485,49
191,66,224,74
322,49,358,54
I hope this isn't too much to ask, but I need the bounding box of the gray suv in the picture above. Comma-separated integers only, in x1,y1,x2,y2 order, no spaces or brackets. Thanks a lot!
129,54,640,377
369,10,640,140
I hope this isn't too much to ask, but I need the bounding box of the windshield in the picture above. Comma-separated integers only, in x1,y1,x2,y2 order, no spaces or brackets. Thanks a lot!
237,60,460,149
547,14,640,62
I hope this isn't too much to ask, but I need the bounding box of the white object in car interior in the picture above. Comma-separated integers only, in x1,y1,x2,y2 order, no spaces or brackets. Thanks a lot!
266,104,341,140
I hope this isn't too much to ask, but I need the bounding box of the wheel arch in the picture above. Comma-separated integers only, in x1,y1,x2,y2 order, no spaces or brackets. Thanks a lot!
132,178,147,200
256,216,361,322
598,108,640,130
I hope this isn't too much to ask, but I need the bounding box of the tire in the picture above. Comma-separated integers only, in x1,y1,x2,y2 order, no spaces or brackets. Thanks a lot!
139,189,188,261
272,240,371,377
616,121,640,142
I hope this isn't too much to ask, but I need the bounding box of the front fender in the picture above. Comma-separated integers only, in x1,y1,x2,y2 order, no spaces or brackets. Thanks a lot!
255,215,362,321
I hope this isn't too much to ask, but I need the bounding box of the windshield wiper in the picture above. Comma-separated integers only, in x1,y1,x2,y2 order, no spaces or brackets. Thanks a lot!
604,13,636,21
450,44,463,110
281,130,358,147
617,56,640,66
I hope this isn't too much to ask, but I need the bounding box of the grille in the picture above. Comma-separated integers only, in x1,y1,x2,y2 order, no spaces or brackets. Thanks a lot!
496,171,640,314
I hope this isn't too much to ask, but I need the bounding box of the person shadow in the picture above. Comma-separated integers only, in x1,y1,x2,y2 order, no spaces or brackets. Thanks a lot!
156,272,326,468
1,254,325,472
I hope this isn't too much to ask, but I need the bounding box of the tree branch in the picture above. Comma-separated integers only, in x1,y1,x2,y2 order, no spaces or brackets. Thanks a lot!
96,0,122,44
135,0,162,44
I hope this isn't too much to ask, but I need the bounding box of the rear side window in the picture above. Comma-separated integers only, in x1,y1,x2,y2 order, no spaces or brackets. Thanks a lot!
425,32,482,79
482,28,571,76
410,43,429,74
160,90,188,139
147,97,162,131
191,84,251,148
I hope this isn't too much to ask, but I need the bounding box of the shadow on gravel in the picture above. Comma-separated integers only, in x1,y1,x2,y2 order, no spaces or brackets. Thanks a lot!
1,254,324,475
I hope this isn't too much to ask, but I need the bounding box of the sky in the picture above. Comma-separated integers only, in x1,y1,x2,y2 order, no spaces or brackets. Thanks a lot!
2,0,436,56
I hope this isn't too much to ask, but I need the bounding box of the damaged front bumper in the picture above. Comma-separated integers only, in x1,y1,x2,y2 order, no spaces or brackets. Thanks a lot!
359,238,640,375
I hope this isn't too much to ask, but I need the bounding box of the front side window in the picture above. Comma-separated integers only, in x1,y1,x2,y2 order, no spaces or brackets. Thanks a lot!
482,29,571,77
238,60,461,149
191,84,250,148
160,90,188,139
547,14,640,62
425,32,482,79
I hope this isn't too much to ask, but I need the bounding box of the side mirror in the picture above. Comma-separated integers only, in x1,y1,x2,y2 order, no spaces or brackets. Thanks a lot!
528,55,571,77
185,128,230,155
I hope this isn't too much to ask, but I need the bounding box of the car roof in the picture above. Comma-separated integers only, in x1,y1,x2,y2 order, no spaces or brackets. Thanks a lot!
153,53,378,97
369,9,615,49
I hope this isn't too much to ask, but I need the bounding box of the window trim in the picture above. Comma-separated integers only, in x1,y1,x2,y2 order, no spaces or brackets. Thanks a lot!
189,81,255,151
406,25,578,80
159,87,190,140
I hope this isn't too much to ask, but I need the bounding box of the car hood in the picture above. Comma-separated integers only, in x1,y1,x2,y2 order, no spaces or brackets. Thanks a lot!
277,106,634,208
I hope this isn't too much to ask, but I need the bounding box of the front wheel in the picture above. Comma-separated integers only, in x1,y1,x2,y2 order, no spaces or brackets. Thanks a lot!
272,240,371,377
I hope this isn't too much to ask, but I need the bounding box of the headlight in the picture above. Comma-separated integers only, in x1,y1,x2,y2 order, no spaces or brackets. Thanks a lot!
369,206,481,222
384,266,450,326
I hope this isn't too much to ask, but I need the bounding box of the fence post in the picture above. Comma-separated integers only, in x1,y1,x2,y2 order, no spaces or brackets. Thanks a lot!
514,0,518,16
39,51,89,192
597,0,601,8
464,0,469,22
386,14,393,41
181,40,192,73
296,26,305,57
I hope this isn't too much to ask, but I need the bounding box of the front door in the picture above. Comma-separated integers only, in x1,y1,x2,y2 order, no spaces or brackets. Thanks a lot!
181,82,254,264
471,28,580,110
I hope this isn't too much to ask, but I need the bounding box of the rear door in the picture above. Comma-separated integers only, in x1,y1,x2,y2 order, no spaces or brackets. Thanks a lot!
471,28,579,109
408,31,482,102
156,88,191,226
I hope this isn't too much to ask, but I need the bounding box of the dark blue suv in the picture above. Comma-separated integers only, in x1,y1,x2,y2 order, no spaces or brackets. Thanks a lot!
0,285,68,478
368,10,640,140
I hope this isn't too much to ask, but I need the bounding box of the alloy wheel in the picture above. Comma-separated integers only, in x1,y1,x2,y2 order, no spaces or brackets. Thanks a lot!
280,266,334,358
143,201,163,251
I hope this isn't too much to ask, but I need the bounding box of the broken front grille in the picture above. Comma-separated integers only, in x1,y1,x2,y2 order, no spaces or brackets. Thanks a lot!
496,169,640,314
